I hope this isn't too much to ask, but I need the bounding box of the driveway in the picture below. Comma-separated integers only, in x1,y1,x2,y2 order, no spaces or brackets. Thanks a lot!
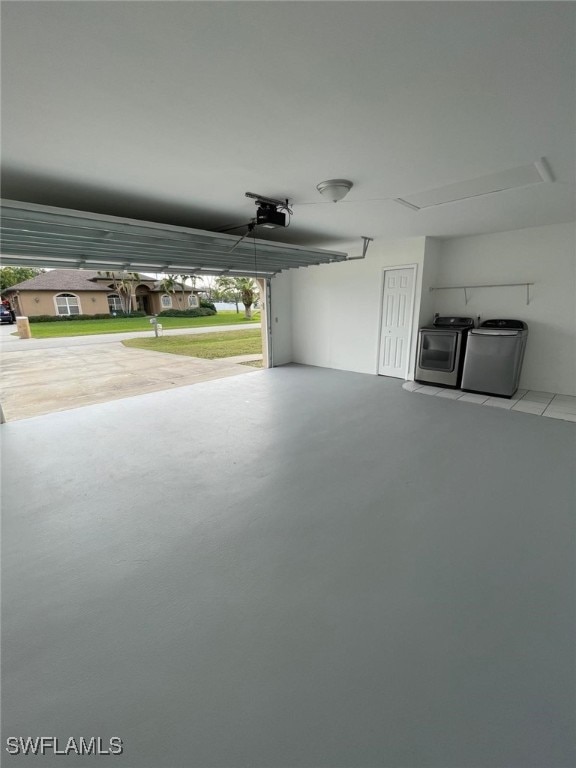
1,325,262,420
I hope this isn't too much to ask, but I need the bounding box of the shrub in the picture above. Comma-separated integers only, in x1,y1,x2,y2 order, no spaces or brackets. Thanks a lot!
156,308,216,318
28,311,146,323
108,311,146,318
200,299,216,311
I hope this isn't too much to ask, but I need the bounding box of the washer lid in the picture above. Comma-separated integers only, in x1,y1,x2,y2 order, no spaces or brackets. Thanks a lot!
433,316,475,329
480,319,528,330
470,328,521,336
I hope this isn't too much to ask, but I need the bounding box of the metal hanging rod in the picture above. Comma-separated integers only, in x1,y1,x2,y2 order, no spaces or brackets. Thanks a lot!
429,282,535,305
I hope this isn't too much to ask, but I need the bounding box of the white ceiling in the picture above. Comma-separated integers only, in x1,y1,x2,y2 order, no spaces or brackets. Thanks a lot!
1,1,574,252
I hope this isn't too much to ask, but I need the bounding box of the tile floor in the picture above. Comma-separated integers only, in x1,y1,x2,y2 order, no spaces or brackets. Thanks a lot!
402,381,576,422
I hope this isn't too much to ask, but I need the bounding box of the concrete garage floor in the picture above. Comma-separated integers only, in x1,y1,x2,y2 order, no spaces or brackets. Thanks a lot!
0,342,261,420
2,366,575,768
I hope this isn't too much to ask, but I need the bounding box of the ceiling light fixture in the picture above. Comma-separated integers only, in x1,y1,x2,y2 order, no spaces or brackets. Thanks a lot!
316,179,353,203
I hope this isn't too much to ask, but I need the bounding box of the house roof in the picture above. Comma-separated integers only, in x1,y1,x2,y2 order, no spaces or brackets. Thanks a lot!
7,269,112,292
5,268,206,294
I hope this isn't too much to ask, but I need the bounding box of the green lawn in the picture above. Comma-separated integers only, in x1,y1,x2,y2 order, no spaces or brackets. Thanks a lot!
122,329,262,359
26,311,260,338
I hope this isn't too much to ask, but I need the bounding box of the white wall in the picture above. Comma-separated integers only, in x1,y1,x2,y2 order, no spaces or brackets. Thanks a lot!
433,223,576,395
274,223,575,395
269,270,293,366
418,237,441,327
289,238,426,376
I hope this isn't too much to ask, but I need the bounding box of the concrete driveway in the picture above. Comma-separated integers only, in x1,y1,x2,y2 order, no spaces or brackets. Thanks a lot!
1,325,262,421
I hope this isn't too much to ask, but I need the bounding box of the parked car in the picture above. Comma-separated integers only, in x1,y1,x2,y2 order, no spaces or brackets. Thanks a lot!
1,305,15,324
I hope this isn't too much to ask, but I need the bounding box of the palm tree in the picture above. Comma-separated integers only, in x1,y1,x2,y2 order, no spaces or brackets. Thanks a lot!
100,270,139,314
160,275,177,309
214,276,240,312
177,274,188,309
237,277,257,319
214,276,258,317
177,274,202,309
160,275,176,294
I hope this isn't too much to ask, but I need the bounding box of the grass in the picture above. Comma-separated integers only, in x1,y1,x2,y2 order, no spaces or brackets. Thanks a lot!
26,311,260,338
122,328,262,359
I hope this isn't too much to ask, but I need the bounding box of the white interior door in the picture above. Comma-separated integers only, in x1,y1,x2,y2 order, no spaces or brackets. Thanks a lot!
378,266,416,378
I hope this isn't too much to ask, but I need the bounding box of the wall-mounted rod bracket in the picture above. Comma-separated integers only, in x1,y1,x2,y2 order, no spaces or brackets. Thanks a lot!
361,236,373,258
346,236,374,261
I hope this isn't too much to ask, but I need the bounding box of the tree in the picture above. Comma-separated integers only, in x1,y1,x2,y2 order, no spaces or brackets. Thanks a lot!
100,271,140,314
160,275,177,308
213,276,240,312
176,274,203,309
214,276,258,318
0,266,43,292
177,275,188,308
205,275,224,304
160,275,176,294
237,277,257,319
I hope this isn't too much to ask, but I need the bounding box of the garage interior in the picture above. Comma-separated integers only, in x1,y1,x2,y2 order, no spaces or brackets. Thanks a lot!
1,3,575,768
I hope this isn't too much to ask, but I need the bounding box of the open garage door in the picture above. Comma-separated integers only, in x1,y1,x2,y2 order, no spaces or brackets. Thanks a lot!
1,199,348,371
0,199,348,277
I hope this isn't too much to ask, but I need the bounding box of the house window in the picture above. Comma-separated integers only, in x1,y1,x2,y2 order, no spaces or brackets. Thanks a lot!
55,293,81,316
107,294,123,313
188,294,200,308
161,294,172,308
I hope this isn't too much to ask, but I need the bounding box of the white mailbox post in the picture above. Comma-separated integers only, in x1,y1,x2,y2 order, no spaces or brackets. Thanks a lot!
149,317,163,338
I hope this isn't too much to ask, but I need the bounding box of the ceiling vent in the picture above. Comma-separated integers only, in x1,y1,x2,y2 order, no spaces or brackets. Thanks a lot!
394,158,554,211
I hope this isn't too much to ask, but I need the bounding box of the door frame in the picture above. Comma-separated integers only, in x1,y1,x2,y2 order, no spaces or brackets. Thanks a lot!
256,278,272,368
376,263,418,380
137,294,152,315
264,278,273,368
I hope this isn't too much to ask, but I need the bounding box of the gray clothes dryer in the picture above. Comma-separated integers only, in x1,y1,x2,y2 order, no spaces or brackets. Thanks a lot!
461,319,528,398
415,316,475,388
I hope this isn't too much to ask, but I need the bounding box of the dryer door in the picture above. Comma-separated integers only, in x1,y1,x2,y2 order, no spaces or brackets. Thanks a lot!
418,331,457,372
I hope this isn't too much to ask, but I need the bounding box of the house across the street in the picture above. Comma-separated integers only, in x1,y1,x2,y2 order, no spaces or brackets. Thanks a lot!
3,269,204,317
